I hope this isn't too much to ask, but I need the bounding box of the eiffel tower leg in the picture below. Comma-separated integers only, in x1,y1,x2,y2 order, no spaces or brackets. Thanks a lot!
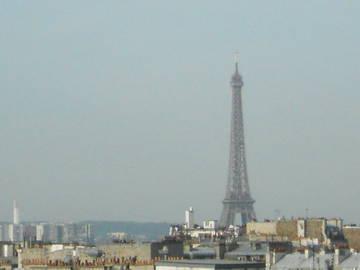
220,204,235,228
241,210,249,225
241,205,256,224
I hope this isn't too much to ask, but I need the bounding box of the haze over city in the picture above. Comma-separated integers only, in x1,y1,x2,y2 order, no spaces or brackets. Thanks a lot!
1,1,359,224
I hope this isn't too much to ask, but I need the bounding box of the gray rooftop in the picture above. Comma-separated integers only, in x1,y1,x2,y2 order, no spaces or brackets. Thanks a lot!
185,246,216,257
156,259,264,268
272,253,332,270
338,253,360,269
226,242,267,257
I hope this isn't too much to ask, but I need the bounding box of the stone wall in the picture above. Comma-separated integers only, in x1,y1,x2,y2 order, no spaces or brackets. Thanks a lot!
151,241,183,259
343,227,360,250
276,220,298,240
305,219,325,241
98,244,152,260
246,222,277,236
0,264,11,270
19,247,98,262
99,241,183,260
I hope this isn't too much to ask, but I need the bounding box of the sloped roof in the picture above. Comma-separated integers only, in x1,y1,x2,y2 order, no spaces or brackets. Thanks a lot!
272,253,332,270
338,253,360,269
225,241,266,257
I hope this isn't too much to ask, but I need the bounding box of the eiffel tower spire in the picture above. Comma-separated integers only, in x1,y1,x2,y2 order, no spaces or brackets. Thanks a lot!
219,58,256,227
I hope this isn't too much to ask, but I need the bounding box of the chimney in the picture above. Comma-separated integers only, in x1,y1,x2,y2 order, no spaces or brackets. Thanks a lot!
266,250,286,267
215,241,226,259
304,248,312,259
334,248,351,265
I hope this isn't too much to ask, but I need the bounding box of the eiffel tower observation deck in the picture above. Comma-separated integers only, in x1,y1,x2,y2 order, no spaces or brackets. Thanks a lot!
219,58,256,228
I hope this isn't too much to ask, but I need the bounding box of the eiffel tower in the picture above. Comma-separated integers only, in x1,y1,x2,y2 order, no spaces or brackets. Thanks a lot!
219,59,256,228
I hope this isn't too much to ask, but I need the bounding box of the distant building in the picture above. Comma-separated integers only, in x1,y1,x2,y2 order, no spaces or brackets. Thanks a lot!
36,224,46,241
48,223,64,243
203,220,218,229
107,232,130,242
63,223,77,242
23,224,36,241
1,225,10,242
13,200,20,225
247,218,344,247
342,225,360,250
8,224,23,242
169,222,242,242
98,239,184,261
81,223,94,244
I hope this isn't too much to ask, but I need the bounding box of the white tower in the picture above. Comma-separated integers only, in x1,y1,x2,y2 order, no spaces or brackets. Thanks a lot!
13,200,19,225
185,207,194,229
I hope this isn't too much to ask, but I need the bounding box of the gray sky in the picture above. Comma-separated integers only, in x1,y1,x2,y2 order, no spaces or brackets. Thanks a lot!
0,1,359,224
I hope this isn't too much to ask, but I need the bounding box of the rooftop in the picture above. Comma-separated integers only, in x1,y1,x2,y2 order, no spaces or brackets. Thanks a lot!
338,253,360,268
272,253,332,270
156,259,264,268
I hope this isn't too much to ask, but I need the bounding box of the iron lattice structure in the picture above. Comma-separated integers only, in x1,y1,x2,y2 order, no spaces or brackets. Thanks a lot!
219,62,256,227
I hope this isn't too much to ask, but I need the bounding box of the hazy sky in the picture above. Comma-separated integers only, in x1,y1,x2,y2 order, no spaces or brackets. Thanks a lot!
0,1,359,224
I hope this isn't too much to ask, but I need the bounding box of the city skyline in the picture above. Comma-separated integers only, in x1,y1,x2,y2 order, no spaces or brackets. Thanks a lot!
1,1,359,223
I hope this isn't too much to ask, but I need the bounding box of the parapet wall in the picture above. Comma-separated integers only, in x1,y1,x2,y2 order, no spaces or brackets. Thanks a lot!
98,243,152,260
248,218,333,243
247,222,277,236
306,219,325,241
343,227,360,250
276,220,298,240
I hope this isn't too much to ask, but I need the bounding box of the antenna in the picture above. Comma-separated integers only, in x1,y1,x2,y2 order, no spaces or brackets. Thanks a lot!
234,51,240,63
274,209,281,220
234,52,240,73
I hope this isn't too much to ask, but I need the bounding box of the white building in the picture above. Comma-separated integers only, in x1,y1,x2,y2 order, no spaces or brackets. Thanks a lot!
36,224,45,241
185,207,194,229
8,224,23,242
203,220,218,229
